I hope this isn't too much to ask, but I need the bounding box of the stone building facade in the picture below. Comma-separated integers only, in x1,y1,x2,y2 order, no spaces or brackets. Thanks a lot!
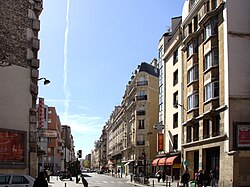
0,0,43,177
181,0,250,186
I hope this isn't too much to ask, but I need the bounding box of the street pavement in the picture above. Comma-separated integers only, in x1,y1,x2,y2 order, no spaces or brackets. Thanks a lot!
48,174,181,187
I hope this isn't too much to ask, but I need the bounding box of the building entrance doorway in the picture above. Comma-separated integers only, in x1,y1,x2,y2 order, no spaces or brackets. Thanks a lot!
205,147,220,180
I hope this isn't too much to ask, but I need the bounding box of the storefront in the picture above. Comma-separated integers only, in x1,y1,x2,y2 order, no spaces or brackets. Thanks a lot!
152,155,181,180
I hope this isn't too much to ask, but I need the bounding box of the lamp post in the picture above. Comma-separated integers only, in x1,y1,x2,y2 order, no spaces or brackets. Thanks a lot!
38,77,50,85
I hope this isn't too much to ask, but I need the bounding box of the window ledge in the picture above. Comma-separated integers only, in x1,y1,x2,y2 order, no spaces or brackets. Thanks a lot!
203,64,219,74
187,79,198,87
204,96,219,105
187,107,199,114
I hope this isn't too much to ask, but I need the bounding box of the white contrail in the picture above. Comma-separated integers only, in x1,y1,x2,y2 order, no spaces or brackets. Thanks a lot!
63,0,71,121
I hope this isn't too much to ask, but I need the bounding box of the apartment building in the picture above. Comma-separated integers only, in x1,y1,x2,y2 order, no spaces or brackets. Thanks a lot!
45,107,63,173
181,0,250,186
61,125,75,171
106,106,124,173
107,62,159,176
153,17,183,181
37,98,49,172
0,0,43,177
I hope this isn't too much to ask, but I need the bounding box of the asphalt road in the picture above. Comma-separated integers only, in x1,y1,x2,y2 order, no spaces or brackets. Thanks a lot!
49,173,139,187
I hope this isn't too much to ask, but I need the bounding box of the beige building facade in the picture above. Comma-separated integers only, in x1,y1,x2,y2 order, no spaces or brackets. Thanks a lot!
106,62,159,176
155,17,184,181
181,0,250,186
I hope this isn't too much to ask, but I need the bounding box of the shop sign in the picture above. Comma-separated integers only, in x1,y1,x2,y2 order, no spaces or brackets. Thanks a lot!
234,122,250,149
40,129,57,138
158,133,164,151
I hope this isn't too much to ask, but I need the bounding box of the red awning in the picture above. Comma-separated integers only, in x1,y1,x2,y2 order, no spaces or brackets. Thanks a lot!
166,156,178,165
152,158,161,166
158,157,167,166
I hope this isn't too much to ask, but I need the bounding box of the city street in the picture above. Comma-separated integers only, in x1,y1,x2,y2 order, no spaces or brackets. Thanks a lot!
49,173,138,187
48,173,180,187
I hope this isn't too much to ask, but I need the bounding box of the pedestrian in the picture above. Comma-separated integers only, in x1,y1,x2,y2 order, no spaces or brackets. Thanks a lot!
117,169,120,178
33,171,48,187
181,170,190,187
162,170,166,182
203,170,210,187
156,170,162,183
210,170,216,187
197,169,204,187
81,173,88,187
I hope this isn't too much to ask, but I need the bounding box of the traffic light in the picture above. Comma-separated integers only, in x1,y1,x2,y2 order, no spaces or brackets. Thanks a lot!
78,150,82,158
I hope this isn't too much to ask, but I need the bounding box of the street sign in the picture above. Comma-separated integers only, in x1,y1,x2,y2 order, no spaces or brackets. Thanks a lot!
183,160,189,166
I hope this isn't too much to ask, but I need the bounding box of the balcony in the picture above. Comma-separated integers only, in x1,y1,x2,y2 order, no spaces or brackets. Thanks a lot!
136,95,147,101
32,19,40,31
136,141,145,146
137,80,148,86
136,110,145,116
32,38,40,50
33,0,43,16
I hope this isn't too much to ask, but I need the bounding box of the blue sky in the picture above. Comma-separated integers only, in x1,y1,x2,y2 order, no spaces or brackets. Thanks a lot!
38,0,185,157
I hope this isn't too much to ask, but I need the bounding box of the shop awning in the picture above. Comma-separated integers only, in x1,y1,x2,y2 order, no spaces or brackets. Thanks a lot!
158,157,167,166
166,156,178,165
152,158,161,166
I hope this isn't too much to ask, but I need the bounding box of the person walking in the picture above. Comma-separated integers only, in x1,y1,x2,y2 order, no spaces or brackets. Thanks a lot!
81,173,88,187
210,170,216,187
181,170,190,187
162,170,166,182
197,170,204,187
156,170,162,183
33,171,48,187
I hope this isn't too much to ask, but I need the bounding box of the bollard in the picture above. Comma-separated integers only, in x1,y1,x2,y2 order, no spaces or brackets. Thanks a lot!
177,181,179,187
169,181,171,187
65,182,66,187
153,179,154,187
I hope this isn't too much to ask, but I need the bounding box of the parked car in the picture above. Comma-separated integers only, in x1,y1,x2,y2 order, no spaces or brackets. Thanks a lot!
0,174,35,187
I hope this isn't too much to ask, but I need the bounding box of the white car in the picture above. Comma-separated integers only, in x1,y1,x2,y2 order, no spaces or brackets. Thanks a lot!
0,174,35,187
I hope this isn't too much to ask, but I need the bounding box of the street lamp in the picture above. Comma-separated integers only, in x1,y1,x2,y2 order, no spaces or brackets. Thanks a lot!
38,77,50,85
173,103,187,111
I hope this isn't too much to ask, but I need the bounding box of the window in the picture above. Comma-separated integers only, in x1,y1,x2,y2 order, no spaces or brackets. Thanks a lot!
47,147,51,153
173,134,178,150
194,16,198,32
188,93,199,110
212,115,220,136
187,126,192,143
187,43,193,58
187,40,198,58
205,49,218,70
12,176,29,184
173,91,178,106
204,18,218,40
48,119,51,123
188,23,192,34
187,66,198,84
173,70,178,86
173,113,178,128
203,119,210,139
205,23,212,40
193,123,199,141
173,50,178,65
212,0,217,10
204,82,219,101
138,120,145,129
0,176,10,184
